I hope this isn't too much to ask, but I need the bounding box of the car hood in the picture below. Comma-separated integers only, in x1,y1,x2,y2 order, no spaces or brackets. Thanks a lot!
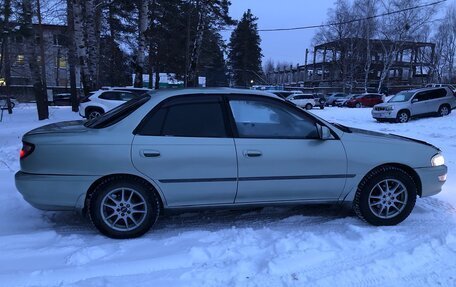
347,126,439,151
26,120,88,135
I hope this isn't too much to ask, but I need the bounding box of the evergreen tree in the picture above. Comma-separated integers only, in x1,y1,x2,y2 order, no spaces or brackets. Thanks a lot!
228,9,263,87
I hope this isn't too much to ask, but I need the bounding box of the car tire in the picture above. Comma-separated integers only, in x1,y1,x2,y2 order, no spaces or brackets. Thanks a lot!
353,166,417,226
438,104,451,117
305,103,313,110
355,102,362,108
396,110,410,123
319,105,324,110
88,176,160,239
86,108,104,120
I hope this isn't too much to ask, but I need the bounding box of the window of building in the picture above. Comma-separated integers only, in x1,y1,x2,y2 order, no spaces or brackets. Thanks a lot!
16,55,25,65
56,57,67,68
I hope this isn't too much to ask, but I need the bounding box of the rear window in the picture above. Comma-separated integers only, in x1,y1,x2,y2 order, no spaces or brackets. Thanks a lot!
85,95,150,129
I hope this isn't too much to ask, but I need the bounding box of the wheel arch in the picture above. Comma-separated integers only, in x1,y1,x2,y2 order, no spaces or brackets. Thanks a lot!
83,173,165,213
85,105,105,116
359,163,422,197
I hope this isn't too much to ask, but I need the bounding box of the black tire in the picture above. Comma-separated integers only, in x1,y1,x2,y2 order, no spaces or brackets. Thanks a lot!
86,107,104,119
438,104,451,117
353,166,417,226
396,110,410,123
319,105,325,110
355,102,362,108
88,176,160,239
305,103,313,110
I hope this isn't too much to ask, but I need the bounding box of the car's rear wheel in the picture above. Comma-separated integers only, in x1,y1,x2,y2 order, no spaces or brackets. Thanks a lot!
87,108,104,120
353,166,417,226
438,105,451,117
88,176,160,239
396,110,410,123
305,103,313,110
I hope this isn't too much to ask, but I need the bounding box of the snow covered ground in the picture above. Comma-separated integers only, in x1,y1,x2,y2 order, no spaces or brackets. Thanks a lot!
1,105,456,287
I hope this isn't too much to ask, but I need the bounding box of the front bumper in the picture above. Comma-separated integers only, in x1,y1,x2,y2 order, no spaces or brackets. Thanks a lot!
15,171,97,211
372,110,397,119
415,165,448,197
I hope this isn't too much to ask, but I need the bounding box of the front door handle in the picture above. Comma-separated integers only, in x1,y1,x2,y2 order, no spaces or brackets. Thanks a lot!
243,150,262,158
141,150,161,158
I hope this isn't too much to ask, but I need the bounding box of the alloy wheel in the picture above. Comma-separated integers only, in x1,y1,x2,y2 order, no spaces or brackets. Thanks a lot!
368,179,408,219
440,106,449,116
100,187,148,232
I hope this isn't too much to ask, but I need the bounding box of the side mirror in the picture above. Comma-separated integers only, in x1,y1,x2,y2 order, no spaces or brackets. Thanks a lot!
317,124,334,140
412,98,418,103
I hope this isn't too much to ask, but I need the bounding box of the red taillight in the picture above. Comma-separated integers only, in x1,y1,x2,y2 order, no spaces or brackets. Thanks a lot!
20,142,35,159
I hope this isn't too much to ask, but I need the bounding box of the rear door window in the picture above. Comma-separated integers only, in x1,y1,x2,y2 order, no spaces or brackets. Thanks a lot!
428,89,447,100
138,96,228,138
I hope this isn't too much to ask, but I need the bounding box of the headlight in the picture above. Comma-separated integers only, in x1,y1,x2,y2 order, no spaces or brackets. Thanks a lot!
386,106,394,111
431,153,445,166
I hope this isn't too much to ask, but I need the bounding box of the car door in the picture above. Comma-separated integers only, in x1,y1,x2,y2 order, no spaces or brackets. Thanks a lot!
411,91,430,115
131,95,238,207
227,95,348,203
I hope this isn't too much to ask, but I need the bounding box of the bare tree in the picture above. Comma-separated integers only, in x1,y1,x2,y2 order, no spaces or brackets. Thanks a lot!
376,0,438,92
433,4,456,83
133,0,149,88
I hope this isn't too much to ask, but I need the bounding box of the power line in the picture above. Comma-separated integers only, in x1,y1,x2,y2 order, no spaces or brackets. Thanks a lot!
224,0,447,32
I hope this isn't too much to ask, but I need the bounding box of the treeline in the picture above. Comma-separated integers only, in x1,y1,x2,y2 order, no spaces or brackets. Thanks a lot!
0,0,264,119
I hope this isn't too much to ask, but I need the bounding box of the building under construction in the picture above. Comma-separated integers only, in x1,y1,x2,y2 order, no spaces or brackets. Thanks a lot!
267,38,436,93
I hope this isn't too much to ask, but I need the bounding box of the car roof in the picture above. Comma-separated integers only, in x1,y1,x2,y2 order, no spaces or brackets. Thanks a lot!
404,86,450,93
149,88,283,101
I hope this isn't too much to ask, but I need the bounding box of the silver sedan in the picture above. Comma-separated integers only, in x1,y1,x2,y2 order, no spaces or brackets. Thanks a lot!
15,88,448,238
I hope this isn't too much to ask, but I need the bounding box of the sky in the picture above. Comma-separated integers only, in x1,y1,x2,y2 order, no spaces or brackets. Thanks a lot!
221,0,337,66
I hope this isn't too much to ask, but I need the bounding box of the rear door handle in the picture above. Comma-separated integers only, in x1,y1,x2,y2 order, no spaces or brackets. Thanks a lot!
141,150,161,158
243,150,262,158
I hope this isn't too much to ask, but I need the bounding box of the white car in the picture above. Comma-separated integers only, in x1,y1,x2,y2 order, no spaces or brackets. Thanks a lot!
286,94,316,110
79,90,137,119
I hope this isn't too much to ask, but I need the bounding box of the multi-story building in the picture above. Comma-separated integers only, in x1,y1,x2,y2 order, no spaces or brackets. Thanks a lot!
267,38,436,92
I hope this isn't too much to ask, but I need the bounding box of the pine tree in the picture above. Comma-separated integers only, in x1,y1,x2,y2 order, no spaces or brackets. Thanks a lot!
228,9,263,87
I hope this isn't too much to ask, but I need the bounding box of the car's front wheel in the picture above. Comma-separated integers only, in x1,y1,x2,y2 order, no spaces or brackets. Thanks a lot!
355,102,362,108
305,103,313,110
88,176,160,238
353,166,417,226
396,110,410,123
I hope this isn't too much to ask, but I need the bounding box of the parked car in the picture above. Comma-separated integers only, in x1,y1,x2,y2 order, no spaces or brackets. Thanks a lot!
79,90,137,119
286,94,316,110
16,88,447,238
0,96,18,110
313,93,326,109
346,93,384,108
334,94,358,107
325,93,347,106
425,84,456,93
372,87,456,123
109,87,154,95
268,90,302,99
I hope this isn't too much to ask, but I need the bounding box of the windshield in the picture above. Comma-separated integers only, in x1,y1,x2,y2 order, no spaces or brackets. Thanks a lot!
85,94,150,129
388,92,414,103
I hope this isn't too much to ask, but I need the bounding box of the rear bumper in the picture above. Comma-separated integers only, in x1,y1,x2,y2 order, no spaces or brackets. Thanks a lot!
15,171,97,211
415,165,448,197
